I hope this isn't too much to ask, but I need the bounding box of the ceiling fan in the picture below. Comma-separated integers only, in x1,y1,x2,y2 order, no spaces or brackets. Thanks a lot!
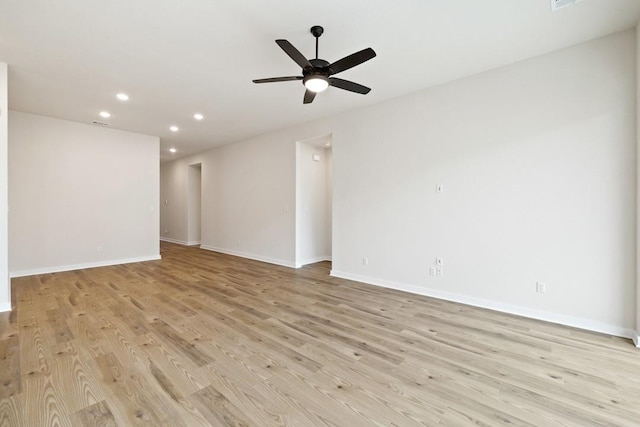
253,26,376,104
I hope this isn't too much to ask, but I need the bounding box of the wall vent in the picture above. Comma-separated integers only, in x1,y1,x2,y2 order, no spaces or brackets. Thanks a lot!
91,120,110,126
551,0,583,11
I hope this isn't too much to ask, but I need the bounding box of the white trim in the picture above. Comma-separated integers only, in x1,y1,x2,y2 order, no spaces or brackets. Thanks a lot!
296,256,332,268
200,245,296,268
9,255,162,278
330,270,636,340
161,237,201,247
160,237,189,245
634,332,639,348
0,302,10,313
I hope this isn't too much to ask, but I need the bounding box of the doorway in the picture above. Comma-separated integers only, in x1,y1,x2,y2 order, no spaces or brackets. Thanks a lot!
295,134,333,268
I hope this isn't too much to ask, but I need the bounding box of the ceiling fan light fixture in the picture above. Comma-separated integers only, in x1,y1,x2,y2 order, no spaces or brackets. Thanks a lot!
304,75,329,93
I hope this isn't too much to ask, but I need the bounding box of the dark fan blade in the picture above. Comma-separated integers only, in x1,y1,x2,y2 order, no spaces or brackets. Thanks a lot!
329,77,371,94
276,39,312,69
303,89,316,104
253,76,303,84
329,48,376,75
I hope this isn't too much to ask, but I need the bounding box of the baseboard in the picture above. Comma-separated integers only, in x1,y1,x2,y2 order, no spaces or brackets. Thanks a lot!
330,270,636,341
200,245,296,268
296,256,332,268
0,302,11,313
10,255,162,278
634,332,639,348
160,237,189,245
161,237,201,247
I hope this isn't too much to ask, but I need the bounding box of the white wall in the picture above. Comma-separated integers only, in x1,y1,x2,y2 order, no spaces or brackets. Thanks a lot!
325,147,333,261
0,63,8,312
9,112,160,276
636,22,640,347
161,30,637,338
200,135,296,266
296,142,331,266
331,30,636,337
187,164,202,245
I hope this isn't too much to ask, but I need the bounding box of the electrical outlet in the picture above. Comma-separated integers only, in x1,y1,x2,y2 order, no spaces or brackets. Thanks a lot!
436,257,443,266
363,256,369,266
536,282,546,293
436,268,443,277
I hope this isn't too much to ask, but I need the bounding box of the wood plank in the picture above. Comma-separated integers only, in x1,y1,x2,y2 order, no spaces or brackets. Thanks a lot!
0,395,24,427
0,337,21,398
190,384,254,427
149,319,214,367
23,372,72,427
94,352,166,425
70,400,117,427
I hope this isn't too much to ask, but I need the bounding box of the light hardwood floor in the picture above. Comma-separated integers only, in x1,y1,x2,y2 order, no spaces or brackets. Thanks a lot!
1,242,639,426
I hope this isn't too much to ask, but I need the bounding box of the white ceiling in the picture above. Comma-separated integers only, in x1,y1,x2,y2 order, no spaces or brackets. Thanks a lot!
1,0,639,161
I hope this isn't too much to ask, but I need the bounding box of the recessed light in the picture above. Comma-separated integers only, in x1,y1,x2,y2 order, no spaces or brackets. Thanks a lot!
194,113,204,121
116,93,129,101
170,125,179,132
169,148,177,153
99,111,111,118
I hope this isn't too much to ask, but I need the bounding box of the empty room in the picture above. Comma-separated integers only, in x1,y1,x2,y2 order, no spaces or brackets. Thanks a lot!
1,0,640,425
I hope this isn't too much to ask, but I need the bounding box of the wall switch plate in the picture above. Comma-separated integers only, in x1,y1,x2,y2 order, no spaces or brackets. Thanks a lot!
429,266,436,276
436,185,443,193
363,256,369,266
312,154,321,162
436,268,443,277
436,257,443,266
551,0,583,11
536,282,546,293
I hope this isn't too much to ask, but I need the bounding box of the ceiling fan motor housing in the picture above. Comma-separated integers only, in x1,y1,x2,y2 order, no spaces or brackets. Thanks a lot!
304,59,330,75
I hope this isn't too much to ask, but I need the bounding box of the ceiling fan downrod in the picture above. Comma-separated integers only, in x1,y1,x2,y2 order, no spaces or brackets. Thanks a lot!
310,25,323,60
